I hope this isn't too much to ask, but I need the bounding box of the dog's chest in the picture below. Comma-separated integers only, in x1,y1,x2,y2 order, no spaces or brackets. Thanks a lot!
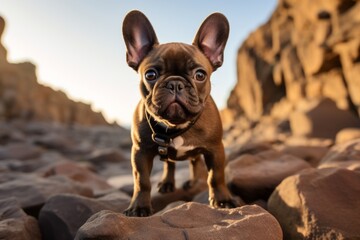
170,136,195,159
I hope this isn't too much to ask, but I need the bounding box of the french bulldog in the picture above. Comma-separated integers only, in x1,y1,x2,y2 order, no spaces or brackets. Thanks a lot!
122,10,236,217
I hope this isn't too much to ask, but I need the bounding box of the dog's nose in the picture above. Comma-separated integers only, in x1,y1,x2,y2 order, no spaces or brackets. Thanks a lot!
166,81,184,93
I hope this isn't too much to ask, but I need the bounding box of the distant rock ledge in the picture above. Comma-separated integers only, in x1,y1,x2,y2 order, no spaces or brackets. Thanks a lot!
0,16,108,126
222,0,360,146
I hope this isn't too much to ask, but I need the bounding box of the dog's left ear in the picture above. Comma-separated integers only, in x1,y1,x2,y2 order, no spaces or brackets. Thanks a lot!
122,10,159,71
193,13,229,71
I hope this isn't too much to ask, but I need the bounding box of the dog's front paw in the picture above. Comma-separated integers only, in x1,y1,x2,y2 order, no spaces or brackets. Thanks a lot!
210,198,238,209
157,181,175,193
123,206,153,217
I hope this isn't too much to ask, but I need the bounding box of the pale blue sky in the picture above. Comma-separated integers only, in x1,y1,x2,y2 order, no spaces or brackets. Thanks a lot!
0,0,277,127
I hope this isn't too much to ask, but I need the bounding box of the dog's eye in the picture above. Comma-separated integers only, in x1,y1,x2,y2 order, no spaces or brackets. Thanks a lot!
194,70,206,81
145,69,158,81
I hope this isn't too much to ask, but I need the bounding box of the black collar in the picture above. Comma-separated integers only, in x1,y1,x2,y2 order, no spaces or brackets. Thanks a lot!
145,110,199,161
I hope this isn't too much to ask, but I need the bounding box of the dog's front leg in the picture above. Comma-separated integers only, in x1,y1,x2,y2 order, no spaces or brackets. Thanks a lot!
157,160,176,193
124,147,154,217
204,143,237,208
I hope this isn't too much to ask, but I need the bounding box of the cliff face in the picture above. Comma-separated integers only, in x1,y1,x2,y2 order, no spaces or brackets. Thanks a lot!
224,0,360,143
0,16,108,125
227,0,360,121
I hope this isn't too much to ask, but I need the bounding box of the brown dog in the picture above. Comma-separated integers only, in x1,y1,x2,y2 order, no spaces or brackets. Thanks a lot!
122,10,236,216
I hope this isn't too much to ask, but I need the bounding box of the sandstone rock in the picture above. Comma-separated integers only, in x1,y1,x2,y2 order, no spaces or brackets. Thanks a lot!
219,108,237,130
336,128,360,144
321,138,360,164
0,173,93,217
32,132,75,152
225,0,360,144
268,168,360,240
75,203,283,240
86,148,128,165
0,16,109,125
227,142,273,162
279,145,329,167
107,174,134,190
226,150,312,202
319,160,360,172
37,161,113,195
0,198,41,240
284,136,334,147
39,192,130,240
289,98,360,139
0,16,7,66
0,142,43,160
150,165,208,212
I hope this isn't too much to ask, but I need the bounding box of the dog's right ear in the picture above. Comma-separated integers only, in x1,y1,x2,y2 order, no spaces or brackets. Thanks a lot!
122,10,158,71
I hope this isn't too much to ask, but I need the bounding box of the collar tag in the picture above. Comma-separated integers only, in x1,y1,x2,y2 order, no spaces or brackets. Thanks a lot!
152,133,171,147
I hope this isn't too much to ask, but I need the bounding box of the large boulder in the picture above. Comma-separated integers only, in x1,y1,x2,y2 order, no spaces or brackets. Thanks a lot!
268,168,360,240
75,202,283,240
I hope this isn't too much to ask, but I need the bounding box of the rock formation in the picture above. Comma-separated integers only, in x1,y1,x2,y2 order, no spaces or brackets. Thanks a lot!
0,16,108,125
225,0,360,143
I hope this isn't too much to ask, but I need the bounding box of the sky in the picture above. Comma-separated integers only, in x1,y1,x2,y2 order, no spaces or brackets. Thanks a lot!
0,0,277,127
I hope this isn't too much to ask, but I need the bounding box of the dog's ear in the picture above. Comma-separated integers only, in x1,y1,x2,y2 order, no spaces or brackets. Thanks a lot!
122,10,158,71
193,13,229,71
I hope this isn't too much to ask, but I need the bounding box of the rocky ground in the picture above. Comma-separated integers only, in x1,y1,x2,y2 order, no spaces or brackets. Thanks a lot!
1,0,360,239
1,121,360,240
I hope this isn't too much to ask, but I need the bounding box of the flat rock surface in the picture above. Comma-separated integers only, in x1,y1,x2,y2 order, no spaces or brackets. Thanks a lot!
75,202,283,240
226,150,311,201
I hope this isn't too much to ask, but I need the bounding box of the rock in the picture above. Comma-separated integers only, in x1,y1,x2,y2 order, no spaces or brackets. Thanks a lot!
226,0,360,121
289,98,360,139
279,145,329,167
0,16,108,125
336,128,360,144
220,108,237,130
37,161,114,195
319,160,360,172
0,198,41,240
320,138,360,164
0,173,93,217
0,16,7,66
32,132,75,152
151,165,208,212
39,192,130,240
86,148,128,165
75,202,283,240
107,173,133,186
0,142,43,160
226,150,312,202
268,168,360,240
227,142,273,162
224,0,360,146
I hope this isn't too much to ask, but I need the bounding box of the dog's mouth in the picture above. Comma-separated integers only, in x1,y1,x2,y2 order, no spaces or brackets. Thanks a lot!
164,101,187,124
149,95,202,126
